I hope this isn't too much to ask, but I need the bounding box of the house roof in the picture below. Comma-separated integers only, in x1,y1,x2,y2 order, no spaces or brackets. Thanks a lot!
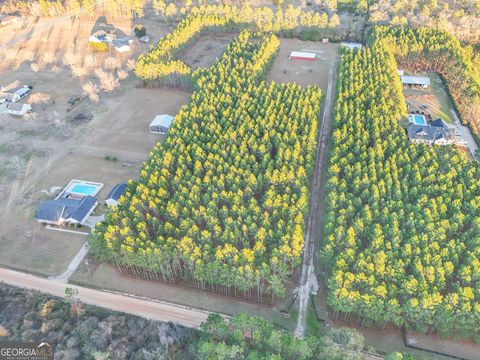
289,51,316,59
106,183,127,201
150,114,174,128
36,196,97,223
430,118,449,129
407,124,452,142
401,76,431,86
2,86,30,96
0,93,16,101
341,42,363,50
7,102,26,111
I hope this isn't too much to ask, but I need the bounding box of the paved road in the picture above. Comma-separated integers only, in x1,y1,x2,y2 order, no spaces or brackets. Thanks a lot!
0,267,212,328
294,59,336,338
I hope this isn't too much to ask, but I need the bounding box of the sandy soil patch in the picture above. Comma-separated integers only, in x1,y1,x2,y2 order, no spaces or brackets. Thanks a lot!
182,33,234,69
266,38,339,91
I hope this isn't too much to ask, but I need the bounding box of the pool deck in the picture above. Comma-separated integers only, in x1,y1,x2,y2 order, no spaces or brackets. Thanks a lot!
55,179,104,200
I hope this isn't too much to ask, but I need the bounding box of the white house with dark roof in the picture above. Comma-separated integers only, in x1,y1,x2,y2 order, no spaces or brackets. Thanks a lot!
105,183,127,207
407,119,455,146
35,196,98,226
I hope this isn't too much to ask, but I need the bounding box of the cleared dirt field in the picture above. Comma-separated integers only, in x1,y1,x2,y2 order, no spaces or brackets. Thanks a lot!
182,33,234,68
266,38,339,92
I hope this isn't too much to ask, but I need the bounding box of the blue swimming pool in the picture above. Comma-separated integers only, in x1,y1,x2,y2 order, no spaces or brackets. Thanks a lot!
413,115,427,125
70,184,98,196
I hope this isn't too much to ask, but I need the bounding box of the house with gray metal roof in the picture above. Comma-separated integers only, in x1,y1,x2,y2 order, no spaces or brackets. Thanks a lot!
105,183,127,207
35,196,98,226
407,121,455,146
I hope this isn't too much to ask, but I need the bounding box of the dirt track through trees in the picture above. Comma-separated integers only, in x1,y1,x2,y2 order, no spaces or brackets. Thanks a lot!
294,58,337,338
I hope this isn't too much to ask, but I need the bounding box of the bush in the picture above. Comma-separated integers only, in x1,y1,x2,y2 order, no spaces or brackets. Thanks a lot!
89,41,108,52
134,24,146,38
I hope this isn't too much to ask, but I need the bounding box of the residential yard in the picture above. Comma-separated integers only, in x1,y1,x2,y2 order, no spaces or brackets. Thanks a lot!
404,72,456,124
0,11,337,337
0,11,190,277
266,38,339,92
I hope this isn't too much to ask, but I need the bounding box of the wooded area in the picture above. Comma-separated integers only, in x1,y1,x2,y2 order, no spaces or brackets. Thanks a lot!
322,43,480,339
369,26,480,136
90,31,321,301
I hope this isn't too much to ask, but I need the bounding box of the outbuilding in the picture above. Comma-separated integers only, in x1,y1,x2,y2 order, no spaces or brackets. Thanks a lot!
289,51,316,60
150,114,174,134
401,76,431,88
341,42,363,50
112,37,133,53
105,183,127,207
0,15,20,26
0,85,32,102
6,102,32,116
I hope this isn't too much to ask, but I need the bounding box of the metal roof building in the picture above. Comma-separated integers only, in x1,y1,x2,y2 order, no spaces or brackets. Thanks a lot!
6,102,31,116
401,76,431,87
289,51,316,60
149,114,174,134
105,183,127,207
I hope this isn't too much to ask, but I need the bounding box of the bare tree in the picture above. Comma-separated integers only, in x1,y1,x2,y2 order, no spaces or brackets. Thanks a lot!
71,65,87,78
126,58,136,71
84,54,96,69
30,63,40,72
7,156,26,176
82,82,100,102
63,47,76,66
95,69,119,92
117,69,128,80
104,56,119,71
42,52,56,66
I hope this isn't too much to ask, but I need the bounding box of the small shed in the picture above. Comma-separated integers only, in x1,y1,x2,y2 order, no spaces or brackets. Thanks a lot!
105,183,127,207
150,114,174,134
112,37,133,53
6,102,32,116
0,15,20,26
322,38,329,43
289,51,316,60
341,42,363,50
401,76,431,88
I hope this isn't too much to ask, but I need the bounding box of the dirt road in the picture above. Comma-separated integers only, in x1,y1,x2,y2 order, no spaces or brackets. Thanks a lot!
0,267,212,328
294,58,337,338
